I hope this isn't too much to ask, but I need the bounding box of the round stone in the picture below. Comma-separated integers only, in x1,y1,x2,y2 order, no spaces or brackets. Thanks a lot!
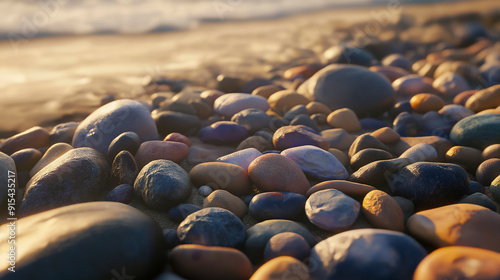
198,185,213,197
445,146,483,172
111,150,138,186
264,232,310,261
252,85,283,99
168,204,202,223
273,125,330,151
399,143,437,163
297,64,395,115
249,192,307,221
134,160,191,210
198,121,249,145
107,131,140,161
382,53,413,71
476,158,500,186
320,128,356,151
369,65,409,82
392,74,436,97
309,228,427,280
170,244,253,280
388,162,469,210
248,153,310,195
414,246,500,280
450,113,500,150
200,89,225,106
267,90,310,115
483,144,500,160
433,72,471,97
323,45,377,66
281,145,348,180
214,93,270,118
306,101,331,115
216,148,262,171
465,84,500,112
135,140,189,168
163,132,192,147
189,162,252,196
349,158,413,192
177,207,246,248
153,110,200,135
326,108,361,132
350,148,394,171
104,184,134,204
203,189,248,218
407,204,500,252
231,108,272,132
410,93,445,114
362,190,404,231
250,256,310,280
371,127,401,144
72,100,158,154
0,126,50,156
305,189,360,231
11,148,42,172
348,133,390,157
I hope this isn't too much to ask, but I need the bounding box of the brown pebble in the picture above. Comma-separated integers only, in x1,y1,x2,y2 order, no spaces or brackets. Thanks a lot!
327,108,361,132
0,126,50,155
237,136,274,152
170,244,253,280
362,190,404,232
371,127,400,144
328,148,349,168
306,180,376,198
306,101,331,115
369,65,409,82
163,133,192,147
476,158,500,186
445,146,482,172
250,256,311,280
283,64,322,80
414,246,500,280
203,189,248,218
29,143,73,177
465,84,500,113
483,144,500,160
252,85,283,99
135,140,189,168
189,162,252,196
410,93,445,114
11,148,42,172
268,90,310,115
453,90,477,105
200,89,225,106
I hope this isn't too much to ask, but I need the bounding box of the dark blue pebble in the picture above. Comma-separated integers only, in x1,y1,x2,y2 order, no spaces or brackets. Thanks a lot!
249,192,307,221
168,204,202,223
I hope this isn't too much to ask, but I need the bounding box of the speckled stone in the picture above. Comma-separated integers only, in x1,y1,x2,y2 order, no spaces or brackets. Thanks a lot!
450,114,500,150
203,189,248,218
362,190,404,231
250,256,311,280
189,162,252,196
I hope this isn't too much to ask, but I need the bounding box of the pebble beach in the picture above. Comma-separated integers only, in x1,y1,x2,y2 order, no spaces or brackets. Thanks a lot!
1,0,500,279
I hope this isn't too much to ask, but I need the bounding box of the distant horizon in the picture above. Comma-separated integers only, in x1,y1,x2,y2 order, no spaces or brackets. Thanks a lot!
0,0,470,40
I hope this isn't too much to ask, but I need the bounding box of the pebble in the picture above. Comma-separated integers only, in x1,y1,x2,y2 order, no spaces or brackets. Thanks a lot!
248,153,310,195
0,126,50,155
200,89,225,106
177,207,246,248
410,93,445,114
328,148,349,167
459,192,497,211
432,72,471,97
134,159,191,210
290,114,320,131
326,108,361,132
349,158,413,191
407,203,500,252
323,45,378,66
160,91,212,119
273,125,330,151
168,204,202,223
350,148,394,170
250,256,311,280
453,89,477,105
189,162,252,195
20,148,110,216
11,148,42,172
306,180,376,198
450,113,500,150
305,189,360,231
217,75,243,93
445,146,483,172
483,144,500,160
393,112,420,137
198,121,249,145
284,64,322,80
170,244,253,280
297,64,395,115
382,53,413,71
153,110,200,135
468,180,485,195
267,90,310,114
104,183,134,204
241,77,273,93
281,145,348,180
306,101,331,115
249,192,306,221
438,104,474,124
414,246,500,280
231,108,272,132
214,93,270,118
264,232,310,261
362,190,404,231
348,133,390,157
135,140,189,168
163,132,192,147
283,105,308,121
0,202,166,279
251,85,283,99
216,148,262,171
389,162,469,210
476,158,500,186
111,150,138,186
465,84,500,112
49,122,79,144
309,228,427,280
320,128,356,151
237,135,274,152
392,74,436,97
106,131,140,161
393,196,415,222
198,185,213,197
244,219,316,262
389,101,413,119
399,143,437,162
369,65,409,82
29,143,73,177
371,127,400,144
203,189,248,218
72,100,158,154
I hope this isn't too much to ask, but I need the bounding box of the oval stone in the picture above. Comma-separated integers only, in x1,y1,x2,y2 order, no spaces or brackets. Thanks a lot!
309,229,427,280
20,148,110,216
362,190,404,231
305,189,360,231
104,183,134,204
248,153,310,195
216,148,262,171
189,162,252,196
134,160,191,210
273,125,330,151
306,180,376,198
170,244,253,280
198,121,249,145
72,100,158,154
107,131,140,161
0,202,166,280
326,108,361,132
29,142,73,177
297,64,395,115
135,140,189,168
264,232,310,261
0,126,50,155
281,145,348,180
465,84,500,112
214,93,270,118
11,148,42,172
249,192,307,221
250,256,311,280
450,113,500,150
177,207,246,248
203,189,248,218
